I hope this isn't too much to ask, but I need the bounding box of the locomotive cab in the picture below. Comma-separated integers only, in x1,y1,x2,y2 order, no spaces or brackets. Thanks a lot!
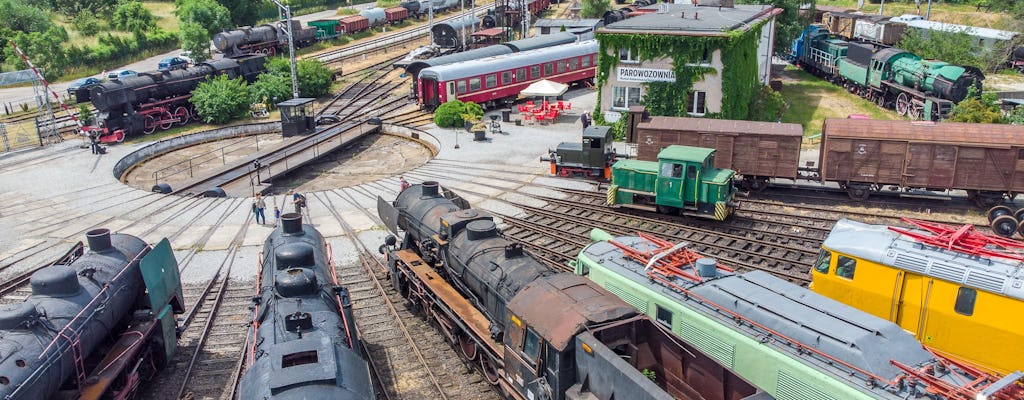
546,126,615,179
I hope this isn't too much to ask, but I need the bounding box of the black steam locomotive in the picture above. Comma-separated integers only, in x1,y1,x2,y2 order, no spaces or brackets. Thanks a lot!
0,229,183,399
238,213,374,399
377,182,764,399
83,55,266,142
213,20,318,59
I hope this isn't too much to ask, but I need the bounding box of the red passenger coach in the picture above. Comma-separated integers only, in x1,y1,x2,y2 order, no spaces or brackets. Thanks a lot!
417,40,597,109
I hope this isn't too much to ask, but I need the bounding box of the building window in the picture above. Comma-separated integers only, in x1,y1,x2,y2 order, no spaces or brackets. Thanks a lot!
530,65,540,79
501,71,512,85
687,91,707,116
836,256,856,279
655,305,673,328
557,60,566,73
618,48,639,63
612,86,642,109
485,74,497,89
569,58,578,70
544,63,554,76
516,68,526,81
954,287,976,316
457,80,466,94
814,250,831,274
469,77,481,91
581,55,590,68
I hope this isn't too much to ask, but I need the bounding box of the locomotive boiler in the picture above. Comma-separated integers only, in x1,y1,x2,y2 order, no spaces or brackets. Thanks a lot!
213,20,317,58
885,49,982,104
85,55,266,141
238,213,374,399
0,229,183,399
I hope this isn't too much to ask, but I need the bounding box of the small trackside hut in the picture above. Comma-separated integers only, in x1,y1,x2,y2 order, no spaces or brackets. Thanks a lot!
278,98,317,137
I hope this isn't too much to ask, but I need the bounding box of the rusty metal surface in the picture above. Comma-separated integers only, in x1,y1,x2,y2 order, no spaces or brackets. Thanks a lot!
506,274,636,351
79,318,158,400
822,118,1024,146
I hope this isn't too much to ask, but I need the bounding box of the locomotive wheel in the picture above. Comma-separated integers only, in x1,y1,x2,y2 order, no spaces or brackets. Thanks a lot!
1018,219,1024,238
656,205,679,215
908,104,922,120
896,93,911,116
747,177,769,192
268,47,276,56
1015,208,1024,222
479,355,500,385
846,184,871,201
991,215,1018,238
458,333,478,361
143,115,157,135
159,111,174,130
987,205,1014,223
174,106,191,126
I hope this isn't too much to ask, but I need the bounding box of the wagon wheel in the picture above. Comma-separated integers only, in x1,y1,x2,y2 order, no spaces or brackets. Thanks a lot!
478,355,500,385
159,111,174,130
874,93,886,107
174,106,191,126
991,215,1019,238
987,205,1014,223
458,333,478,361
908,103,922,120
143,115,157,135
747,177,769,192
895,93,911,116
1015,208,1024,222
846,184,871,201
558,167,570,177
268,47,276,56
1018,219,1024,239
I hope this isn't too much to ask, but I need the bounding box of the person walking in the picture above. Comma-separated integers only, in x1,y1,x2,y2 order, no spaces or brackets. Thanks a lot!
273,206,281,226
580,111,590,131
399,176,411,192
253,193,267,224
289,190,307,214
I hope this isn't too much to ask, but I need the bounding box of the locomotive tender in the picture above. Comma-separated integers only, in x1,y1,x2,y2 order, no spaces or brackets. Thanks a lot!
0,229,183,399
84,55,266,142
377,182,765,399
577,229,1024,400
238,213,374,399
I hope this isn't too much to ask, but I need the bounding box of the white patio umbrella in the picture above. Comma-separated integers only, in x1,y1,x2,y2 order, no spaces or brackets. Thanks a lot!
520,79,569,103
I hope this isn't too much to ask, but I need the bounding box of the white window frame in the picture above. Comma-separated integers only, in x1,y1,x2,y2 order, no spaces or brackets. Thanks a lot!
611,85,642,110
618,48,639,64
687,91,707,116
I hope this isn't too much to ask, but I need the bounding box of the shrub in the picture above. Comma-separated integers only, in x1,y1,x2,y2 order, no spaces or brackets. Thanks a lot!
250,72,293,108
265,57,333,98
190,74,253,124
77,103,93,125
113,1,157,33
433,100,483,128
73,15,102,36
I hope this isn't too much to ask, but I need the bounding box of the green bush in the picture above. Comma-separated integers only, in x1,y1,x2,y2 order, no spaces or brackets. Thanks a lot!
250,72,293,107
190,74,253,124
433,100,483,128
73,15,102,36
113,1,157,33
748,85,787,122
265,56,333,98
77,103,93,125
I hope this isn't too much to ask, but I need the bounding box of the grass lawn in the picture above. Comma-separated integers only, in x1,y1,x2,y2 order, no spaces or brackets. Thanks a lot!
817,0,1013,29
145,1,181,33
778,65,901,137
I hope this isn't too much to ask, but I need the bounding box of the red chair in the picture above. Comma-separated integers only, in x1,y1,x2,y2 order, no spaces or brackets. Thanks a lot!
522,113,533,124
564,102,572,110
547,110,558,120
541,100,550,110
534,113,546,124
526,101,534,109
549,104,558,112
557,101,565,110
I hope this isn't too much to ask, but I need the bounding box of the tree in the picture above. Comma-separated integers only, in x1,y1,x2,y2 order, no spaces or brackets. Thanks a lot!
190,74,252,124
179,22,212,64
947,90,1002,123
250,73,292,107
748,85,787,122
1006,106,1024,125
265,57,334,98
50,0,117,16
174,0,232,35
5,26,69,80
580,0,610,19
896,27,983,70
0,0,53,33
113,1,157,33
433,100,482,128
738,0,811,57
216,0,259,26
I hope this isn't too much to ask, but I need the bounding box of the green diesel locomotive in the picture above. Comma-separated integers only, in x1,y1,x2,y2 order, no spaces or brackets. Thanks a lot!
605,145,737,221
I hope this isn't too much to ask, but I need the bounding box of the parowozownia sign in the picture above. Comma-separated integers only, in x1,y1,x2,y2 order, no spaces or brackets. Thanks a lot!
616,67,676,83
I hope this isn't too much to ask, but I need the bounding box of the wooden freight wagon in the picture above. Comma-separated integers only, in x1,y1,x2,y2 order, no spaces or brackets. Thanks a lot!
385,7,409,23
337,15,370,34
823,11,868,40
820,118,1024,206
853,17,906,45
631,114,803,191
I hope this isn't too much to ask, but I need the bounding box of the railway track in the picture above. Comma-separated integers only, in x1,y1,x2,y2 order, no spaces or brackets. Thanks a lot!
313,190,497,400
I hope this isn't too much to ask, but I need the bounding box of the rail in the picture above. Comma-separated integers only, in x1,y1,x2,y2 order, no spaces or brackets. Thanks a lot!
150,134,267,185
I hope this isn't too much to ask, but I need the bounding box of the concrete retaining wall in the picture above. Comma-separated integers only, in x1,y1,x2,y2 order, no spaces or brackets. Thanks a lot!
382,123,440,156
113,122,280,180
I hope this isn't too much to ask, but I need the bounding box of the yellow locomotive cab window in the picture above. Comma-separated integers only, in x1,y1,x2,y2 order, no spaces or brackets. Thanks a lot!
814,250,831,274
836,256,856,279
954,287,977,316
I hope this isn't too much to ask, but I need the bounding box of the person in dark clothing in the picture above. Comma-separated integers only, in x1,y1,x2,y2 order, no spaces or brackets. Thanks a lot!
89,132,102,154
289,190,306,214
580,112,590,131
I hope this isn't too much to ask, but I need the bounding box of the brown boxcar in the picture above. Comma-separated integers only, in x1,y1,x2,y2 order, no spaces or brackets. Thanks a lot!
853,17,906,45
823,11,867,40
385,7,409,23
633,115,803,190
336,15,370,34
820,118,1024,205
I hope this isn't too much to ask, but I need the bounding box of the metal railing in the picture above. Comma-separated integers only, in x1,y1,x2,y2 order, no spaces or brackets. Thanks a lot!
151,134,264,185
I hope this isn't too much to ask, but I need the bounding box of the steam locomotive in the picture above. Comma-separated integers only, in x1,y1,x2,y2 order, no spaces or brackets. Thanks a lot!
213,20,318,59
83,55,266,142
377,182,766,399
0,229,183,399
238,213,374,399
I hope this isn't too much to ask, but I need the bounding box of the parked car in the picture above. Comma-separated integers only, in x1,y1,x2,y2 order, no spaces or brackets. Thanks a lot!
67,77,102,96
158,57,189,72
107,70,138,81
177,52,194,65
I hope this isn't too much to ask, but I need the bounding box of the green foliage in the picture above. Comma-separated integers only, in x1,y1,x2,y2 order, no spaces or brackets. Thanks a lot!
265,57,334,98
113,1,157,33
174,0,232,35
50,0,117,16
580,0,610,19
1006,107,1024,125
64,28,177,69
947,89,1003,123
641,369,657,383
77,103,93,125
5,26,69,80
190,74,253,124
250,72,293,107
0,0,53,33
597,22,765,120
738,0,812,57
591,111,628,141
748,85,787,122
433,100,483,128
73,14,102,36
896,27,984,70
179,22,212,64
377,0,401,7
216,0,259,26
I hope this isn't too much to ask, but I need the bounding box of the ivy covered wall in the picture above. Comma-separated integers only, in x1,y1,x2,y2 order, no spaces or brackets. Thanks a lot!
595,21,766,120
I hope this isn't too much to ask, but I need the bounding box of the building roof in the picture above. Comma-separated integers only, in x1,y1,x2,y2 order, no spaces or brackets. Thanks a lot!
639,116,803,137
658,145,714,163
599,4,781,36
821,118,1024,147
534,18,602,29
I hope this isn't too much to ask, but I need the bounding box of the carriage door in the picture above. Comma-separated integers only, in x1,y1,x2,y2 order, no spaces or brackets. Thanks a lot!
893,272,932,340
505,322,547,399
657,162,685,208
421,77,439,107
904,143,956,188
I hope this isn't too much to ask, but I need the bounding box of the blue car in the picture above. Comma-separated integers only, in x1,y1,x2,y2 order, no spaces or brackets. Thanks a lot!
67,77,102,96
158,57,189,72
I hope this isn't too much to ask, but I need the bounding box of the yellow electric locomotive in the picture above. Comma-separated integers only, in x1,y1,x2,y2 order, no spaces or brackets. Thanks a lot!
812,218,1024,375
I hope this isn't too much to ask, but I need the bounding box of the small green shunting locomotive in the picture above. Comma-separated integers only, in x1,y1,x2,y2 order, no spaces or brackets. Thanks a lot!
606,145,738,221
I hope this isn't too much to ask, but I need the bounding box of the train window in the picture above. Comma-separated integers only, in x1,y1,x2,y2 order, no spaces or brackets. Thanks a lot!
544,63,554,76
656,305,673,328
457,80,467,94
469,77,481,91
581,55,590,68
485,74,496,89
686,165,697,179
836,256,856,279
557,60,566,73
814,250,831,274
523,327,541,362
569,58,578,70
517,68,527,81
502,71,512,85
954,287,976,316
530,66,540,79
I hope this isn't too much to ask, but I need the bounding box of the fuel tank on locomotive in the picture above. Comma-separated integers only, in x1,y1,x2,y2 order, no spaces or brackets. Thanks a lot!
88,57,266,110
213,24,279,53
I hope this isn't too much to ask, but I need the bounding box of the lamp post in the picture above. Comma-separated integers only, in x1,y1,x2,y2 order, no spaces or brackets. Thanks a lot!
270,0,300,99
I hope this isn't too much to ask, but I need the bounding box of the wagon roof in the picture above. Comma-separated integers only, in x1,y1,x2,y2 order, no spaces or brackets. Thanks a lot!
419,40,598,81
658,145,714,162
638,116,803,137
507,274,637,351
822,118,1024,146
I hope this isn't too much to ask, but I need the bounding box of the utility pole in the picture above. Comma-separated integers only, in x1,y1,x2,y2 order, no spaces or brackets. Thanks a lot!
429,3,435,47
925,0,933,19
270,0,300,99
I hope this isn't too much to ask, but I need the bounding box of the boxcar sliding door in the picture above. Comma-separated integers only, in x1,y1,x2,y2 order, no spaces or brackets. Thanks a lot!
903,143,956,189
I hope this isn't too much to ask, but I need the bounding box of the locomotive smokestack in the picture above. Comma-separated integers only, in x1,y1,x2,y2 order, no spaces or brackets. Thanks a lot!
281,213,304,235
422,181,440,197
86,228,113,253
